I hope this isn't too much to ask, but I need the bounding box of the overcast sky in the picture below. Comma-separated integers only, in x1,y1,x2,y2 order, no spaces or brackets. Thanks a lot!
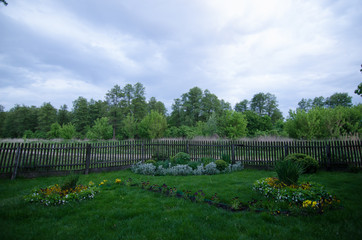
1,0,361,116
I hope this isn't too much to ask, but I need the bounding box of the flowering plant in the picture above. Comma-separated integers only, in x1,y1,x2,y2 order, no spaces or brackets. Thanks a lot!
24,182,98,206
253,177,341,213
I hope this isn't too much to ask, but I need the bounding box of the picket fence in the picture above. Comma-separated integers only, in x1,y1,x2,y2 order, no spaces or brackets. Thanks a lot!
0,139,361,179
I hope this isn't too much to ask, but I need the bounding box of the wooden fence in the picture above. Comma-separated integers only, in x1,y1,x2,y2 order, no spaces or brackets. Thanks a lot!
0,140,361,179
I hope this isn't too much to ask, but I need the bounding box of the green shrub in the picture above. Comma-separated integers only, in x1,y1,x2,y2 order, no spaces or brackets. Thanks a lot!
61,174,80,191
215,160,228,171
188,161,201,170
221,153,231,164
145,160,157,165
151,152,170,161
200,157,214,165
156,160,171,169
274,159,303,186
284,153,319,174
171,152,191,165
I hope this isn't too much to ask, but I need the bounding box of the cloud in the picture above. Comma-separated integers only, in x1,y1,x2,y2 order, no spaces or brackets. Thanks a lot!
0,0,361,115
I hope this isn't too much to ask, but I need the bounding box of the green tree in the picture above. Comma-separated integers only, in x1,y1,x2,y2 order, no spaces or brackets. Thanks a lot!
72,97,90,136
38,102,57,134
180,87,203,126
312,96,325,108
217,110,247,139
131,82,148,121
47,122,61,139
58,104,71,126
89,99,108,125
250,92,282,123
244,110,273,136
1,0,8,6
325,93,352,108
0,105,5,137
2,105,38,138
122,114,137,139
200,90,222,121
297,98,312,112
138,111,167,139
86,117,113,140
59,123,76,140
234,100,249,112
148,97,167,115
169,98,183,127
106,85,124,139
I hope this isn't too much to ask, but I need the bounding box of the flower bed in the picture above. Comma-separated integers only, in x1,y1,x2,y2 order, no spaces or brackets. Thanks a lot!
24,182,98,206
131,161,244,176
253,177,341,214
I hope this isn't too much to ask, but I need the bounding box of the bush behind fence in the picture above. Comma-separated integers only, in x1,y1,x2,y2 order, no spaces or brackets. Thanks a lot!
0,139,361,179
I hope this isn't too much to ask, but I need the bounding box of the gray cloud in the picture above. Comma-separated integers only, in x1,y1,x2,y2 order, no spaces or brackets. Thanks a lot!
0,0,361,115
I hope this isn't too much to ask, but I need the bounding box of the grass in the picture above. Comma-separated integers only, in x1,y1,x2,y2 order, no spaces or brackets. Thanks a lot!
0,169,362,240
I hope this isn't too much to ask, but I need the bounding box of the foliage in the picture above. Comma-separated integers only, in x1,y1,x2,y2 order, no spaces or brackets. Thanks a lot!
274,159,303,186
145,160,157,165
200,157,214,166
121,114,137,139
86,117,113,140
325,92,353,108
284,153,319,173
138,110,167,139
215,160,228,171
59,123,76,139
171,152,191,165
187,161,201,170
24,181,98,206
253,177,341,214
47,122,61,139
285,106,362,139
217,110,247,139
221,153,231,164
61,174,80,191
131,161,243,176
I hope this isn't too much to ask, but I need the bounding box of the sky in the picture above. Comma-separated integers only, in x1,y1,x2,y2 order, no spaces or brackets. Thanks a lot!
1,0,361,116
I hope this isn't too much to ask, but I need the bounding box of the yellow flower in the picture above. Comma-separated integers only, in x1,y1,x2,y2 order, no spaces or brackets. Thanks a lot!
312,201,317,207
89,181,94,186
99,182,104,186
115,178,122,184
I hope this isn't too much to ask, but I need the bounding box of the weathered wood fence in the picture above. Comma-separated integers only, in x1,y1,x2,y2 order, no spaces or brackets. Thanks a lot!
0,140,361,179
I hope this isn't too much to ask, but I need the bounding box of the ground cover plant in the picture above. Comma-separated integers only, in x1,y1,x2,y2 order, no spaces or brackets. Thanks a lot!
131,152,244,176
1,169,362,240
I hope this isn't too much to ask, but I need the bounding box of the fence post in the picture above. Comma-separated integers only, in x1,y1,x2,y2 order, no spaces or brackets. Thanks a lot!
284,143,289,158
231,144,236,164
326,144,331,169
85,144,91,175
11,144,23,180
186,141,190,154
141,141,145,162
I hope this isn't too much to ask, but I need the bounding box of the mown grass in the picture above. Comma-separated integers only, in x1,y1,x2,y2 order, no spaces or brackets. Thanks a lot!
1,169,362,240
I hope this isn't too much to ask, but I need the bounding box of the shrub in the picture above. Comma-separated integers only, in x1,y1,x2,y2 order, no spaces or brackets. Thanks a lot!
284,153,319,173
200,157,214,166
204,162,220,175
145,160,157,165
172,152,191,165
221,153,231,164
274,159,303,186
152,152,170,161
131,162,156,175
215,160,228,171
156,160,171,169
61,174,80,191
188,161,201,170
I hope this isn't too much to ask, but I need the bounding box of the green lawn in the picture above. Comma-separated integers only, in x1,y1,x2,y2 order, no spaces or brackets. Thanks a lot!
1,169,362,240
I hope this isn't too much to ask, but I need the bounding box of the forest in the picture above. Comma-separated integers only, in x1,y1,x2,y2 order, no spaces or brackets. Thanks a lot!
0,82,361,140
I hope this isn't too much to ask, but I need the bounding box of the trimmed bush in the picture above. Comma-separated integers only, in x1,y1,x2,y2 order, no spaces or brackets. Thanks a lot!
284,153,319,174
171,152,191,165
275,159,303,186
215,160,228,171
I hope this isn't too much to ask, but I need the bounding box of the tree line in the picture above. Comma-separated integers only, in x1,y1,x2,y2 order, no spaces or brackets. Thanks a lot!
0,82,361,140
